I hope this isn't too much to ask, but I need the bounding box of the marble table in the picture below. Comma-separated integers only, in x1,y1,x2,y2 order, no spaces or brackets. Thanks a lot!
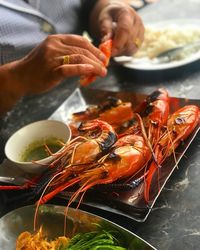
0,0,200,249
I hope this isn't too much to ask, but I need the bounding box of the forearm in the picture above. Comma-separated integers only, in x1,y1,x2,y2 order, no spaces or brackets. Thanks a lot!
0,60,26,116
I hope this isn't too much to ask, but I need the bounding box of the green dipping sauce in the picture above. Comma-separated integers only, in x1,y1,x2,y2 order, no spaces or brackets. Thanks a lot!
20,137,64,162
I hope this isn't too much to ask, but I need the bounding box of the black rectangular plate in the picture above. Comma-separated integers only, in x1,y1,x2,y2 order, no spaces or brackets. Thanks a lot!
50,87,200,222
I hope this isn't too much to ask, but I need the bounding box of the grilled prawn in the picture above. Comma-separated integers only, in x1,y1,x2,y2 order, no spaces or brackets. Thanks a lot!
144,105,200,203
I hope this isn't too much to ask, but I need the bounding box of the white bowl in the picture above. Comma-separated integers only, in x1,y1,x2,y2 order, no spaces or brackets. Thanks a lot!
5,120,71,174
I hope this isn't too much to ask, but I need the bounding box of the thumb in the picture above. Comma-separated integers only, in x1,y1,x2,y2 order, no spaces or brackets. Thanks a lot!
99,15,113,41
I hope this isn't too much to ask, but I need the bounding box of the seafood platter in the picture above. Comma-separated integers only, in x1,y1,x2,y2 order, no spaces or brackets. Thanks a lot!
49,87,200,221
0,87,199,222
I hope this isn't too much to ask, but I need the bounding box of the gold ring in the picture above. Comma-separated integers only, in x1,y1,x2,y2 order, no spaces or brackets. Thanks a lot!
63,55,70,64
134,38,141,48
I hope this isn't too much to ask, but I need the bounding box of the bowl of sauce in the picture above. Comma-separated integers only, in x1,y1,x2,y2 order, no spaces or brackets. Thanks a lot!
5,120,71,174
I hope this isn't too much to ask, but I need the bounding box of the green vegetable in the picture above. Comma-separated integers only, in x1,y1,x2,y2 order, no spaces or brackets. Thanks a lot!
58,228,127,250
91,246,126,250
66,232,98,249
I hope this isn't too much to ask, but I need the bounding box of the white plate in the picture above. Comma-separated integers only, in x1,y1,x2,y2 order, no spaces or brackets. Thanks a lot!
114,19,200,71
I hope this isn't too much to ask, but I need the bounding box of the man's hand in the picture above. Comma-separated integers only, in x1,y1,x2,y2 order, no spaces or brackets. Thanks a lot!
17,34,107,94
0,34,108,115
90,1,145,57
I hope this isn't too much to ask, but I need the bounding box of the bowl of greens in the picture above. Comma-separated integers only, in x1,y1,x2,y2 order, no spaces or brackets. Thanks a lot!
0,204,156,250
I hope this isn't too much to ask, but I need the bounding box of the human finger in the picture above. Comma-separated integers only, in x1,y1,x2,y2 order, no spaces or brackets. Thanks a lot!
42,40,105,68
53,64,96,81
58,34,106,63
57,54,107,77
124,20,145,56
60,44,106,65
98,14,113,41
111,11,134,56
130,17,145,51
